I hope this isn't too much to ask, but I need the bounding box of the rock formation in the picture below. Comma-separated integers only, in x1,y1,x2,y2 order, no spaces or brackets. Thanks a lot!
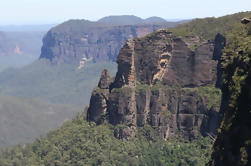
87,30,225,140
241,17,251,24
98,69,112,89
39,19,179,66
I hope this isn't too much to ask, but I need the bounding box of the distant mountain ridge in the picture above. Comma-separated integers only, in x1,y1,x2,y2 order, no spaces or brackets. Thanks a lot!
98,15,144,25
0,24,56,32
144,16,168,23
98,15,168,25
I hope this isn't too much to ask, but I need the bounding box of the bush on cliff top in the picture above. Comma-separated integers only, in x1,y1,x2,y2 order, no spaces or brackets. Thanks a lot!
169,11,251,40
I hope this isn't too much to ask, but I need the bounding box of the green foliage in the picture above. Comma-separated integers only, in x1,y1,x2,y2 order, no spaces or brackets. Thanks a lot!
136,82,221,110
136,82,150,92
0,54,38,72
137,125,160,142
169,11,251,40
0,60,117,106
197,86,222,109
223,29,251,110
0,115,212,166
150,83,180,92
163,109,171,117
114,124,128,131
181,86,222,110
209,19,251,165
0,95,81,147
190,42,202,51
111,86,132,94
93,87,109,94
219,23,251,131
0,60,116,147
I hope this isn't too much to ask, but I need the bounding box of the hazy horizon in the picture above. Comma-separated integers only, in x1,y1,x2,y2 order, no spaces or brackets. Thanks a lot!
1,0,251,25
0,16,187,26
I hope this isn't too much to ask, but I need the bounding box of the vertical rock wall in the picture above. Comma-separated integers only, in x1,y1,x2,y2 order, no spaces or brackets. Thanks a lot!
40,20,174,65
87,30,224,140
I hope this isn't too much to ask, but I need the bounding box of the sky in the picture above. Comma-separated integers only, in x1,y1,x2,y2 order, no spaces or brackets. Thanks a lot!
1,0,251,25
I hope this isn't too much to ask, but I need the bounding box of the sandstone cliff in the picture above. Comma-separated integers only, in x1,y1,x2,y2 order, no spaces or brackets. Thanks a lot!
87,30,224,140
39,19,179,66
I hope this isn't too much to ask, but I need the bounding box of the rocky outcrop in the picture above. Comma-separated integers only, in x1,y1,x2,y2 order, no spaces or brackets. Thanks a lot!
98,69,112,89
213,33,226,88
87,30,224,140
40,19,179,65
241,17,251,24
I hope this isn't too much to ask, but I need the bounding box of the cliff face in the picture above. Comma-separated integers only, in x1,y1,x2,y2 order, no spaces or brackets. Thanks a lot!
210,22,251,166
87,30,224,140
40,20,178,66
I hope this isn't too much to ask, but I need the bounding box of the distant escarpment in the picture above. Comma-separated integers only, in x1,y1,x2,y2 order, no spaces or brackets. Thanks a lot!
87,30,225,140
40,18,180,66
209,21,251,166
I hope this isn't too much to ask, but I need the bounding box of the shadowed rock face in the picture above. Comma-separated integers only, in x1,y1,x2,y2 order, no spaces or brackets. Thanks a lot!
213,33,226,88
241,17,251,24
98,69,112,89
210,67,251,166
87,30,224,140
40,20,178,65
210,23,251,166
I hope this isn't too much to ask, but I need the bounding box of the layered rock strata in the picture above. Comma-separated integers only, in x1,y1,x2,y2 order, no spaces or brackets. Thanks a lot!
87,30,224,140
40,20,177,65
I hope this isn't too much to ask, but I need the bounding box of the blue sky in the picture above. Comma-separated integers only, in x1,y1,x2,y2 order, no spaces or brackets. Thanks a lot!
1,0,251,25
